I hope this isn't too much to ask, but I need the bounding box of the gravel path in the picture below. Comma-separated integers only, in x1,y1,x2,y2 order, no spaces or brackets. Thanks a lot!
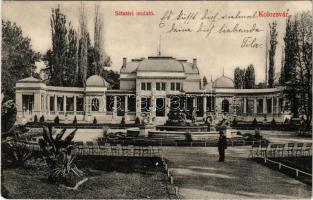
162,146,312,199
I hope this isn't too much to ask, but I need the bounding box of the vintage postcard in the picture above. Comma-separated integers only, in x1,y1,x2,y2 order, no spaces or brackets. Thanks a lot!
1,0,312,199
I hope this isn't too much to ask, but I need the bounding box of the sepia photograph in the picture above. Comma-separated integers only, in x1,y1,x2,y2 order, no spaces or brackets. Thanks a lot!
1,0,312,199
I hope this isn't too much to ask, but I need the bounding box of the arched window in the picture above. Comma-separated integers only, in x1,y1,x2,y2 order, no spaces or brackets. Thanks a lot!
222,99,229,113
91,98,100,111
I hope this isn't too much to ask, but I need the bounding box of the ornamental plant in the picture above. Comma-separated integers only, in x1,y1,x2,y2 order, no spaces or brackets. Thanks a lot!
38,125,83,187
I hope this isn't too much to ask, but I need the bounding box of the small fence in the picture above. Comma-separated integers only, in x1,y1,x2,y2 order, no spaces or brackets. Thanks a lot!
249,142,312,183
249,142,312,158
13,142,162,158
263,157,312,178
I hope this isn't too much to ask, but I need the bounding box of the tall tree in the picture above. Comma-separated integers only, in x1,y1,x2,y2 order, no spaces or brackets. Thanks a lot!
64,24,78,86
78,3,89,87
268,21,278,88
282,12,312,125
48,6,68,86
296,12,312,126
234,67,245,89
2,20,40,100
1,20,40,131
244,64,255,89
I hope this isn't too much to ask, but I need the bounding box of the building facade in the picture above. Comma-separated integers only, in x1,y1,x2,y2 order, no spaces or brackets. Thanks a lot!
15,56,289,124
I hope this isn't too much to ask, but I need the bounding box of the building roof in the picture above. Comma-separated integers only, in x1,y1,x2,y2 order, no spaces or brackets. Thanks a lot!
180,61,199,74
137,57,184,72
86,75,109,87
120,56,199,74
213,75,234,88
203,81,214,91
17,76,41,83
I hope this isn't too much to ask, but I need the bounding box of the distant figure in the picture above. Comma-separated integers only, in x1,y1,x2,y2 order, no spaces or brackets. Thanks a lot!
218,130,227,162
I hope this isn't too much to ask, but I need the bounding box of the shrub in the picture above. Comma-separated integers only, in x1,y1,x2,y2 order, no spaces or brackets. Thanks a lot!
252,118,258,126
185,132,192,142
93,117,97,124
121,117,125,125
54,116,60,124
284,118,289,124
38,125,83,187
254,128,262,140
2,125,32,167
2,141,32,168
232,118,237,126
271,118,276,126
135,117,140,125
34,115,38,123
73,116,77,125
39,115,45,123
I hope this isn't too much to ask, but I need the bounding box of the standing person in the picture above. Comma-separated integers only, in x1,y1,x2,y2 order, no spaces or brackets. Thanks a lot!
218,130,227,162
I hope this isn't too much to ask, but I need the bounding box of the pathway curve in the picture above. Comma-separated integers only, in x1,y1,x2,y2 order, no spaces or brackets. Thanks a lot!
162,146,312,199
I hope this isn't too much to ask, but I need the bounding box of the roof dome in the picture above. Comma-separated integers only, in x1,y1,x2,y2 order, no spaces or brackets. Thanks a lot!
213,76,234,88
86,75,108,87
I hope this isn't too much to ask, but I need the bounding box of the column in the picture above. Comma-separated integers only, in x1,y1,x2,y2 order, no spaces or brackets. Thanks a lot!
136,96,141,118
243,97,247,114
276,97,280,114
113,96,117,119
165,97,170,117
102,95,106,112
63,95,67,114
54,95,57,115
253,98,257,114
74,95,77,115
15,92,23,122
124,95,128,120
203,96,207,118
47,95,50,115
263,97,267,114
193,97,197,109
282,98,286,112
271,97,274,114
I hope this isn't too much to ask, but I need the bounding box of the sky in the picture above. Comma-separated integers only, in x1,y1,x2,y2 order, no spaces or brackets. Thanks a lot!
2,1,312,83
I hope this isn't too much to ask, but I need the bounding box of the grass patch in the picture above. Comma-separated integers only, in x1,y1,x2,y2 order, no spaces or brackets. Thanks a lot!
2,157,172,199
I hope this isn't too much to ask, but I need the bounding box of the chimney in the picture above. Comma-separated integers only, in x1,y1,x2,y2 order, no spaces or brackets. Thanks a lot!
192,58,197,69
122,57,127,68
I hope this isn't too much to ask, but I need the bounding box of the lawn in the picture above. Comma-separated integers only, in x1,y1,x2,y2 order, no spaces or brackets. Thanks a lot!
1,157,173,199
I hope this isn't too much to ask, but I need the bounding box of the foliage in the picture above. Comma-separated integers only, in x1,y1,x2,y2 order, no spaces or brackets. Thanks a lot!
281,12,312,126
1,99,16,132
234,65,255,89
54,116,60,124
2,125,31,168
244,64,255,89
99,69,120,89
268,21,278,88
120,117,125,125
252,118,258,126
38,125,83,186
232,118,237,126
44,6,68,86
73,116,77,125
234,67,245,89
271,118,276,126
2,142,32,168
40,115,45,123
34,115,38,123
1,20,40,100
93,117,97,124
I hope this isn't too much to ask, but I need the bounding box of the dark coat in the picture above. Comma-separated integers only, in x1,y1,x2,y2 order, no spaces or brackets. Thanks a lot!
218,135,227,150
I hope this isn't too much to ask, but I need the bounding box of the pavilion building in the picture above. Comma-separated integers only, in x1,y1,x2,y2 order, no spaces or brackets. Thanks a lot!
15,56,288,124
